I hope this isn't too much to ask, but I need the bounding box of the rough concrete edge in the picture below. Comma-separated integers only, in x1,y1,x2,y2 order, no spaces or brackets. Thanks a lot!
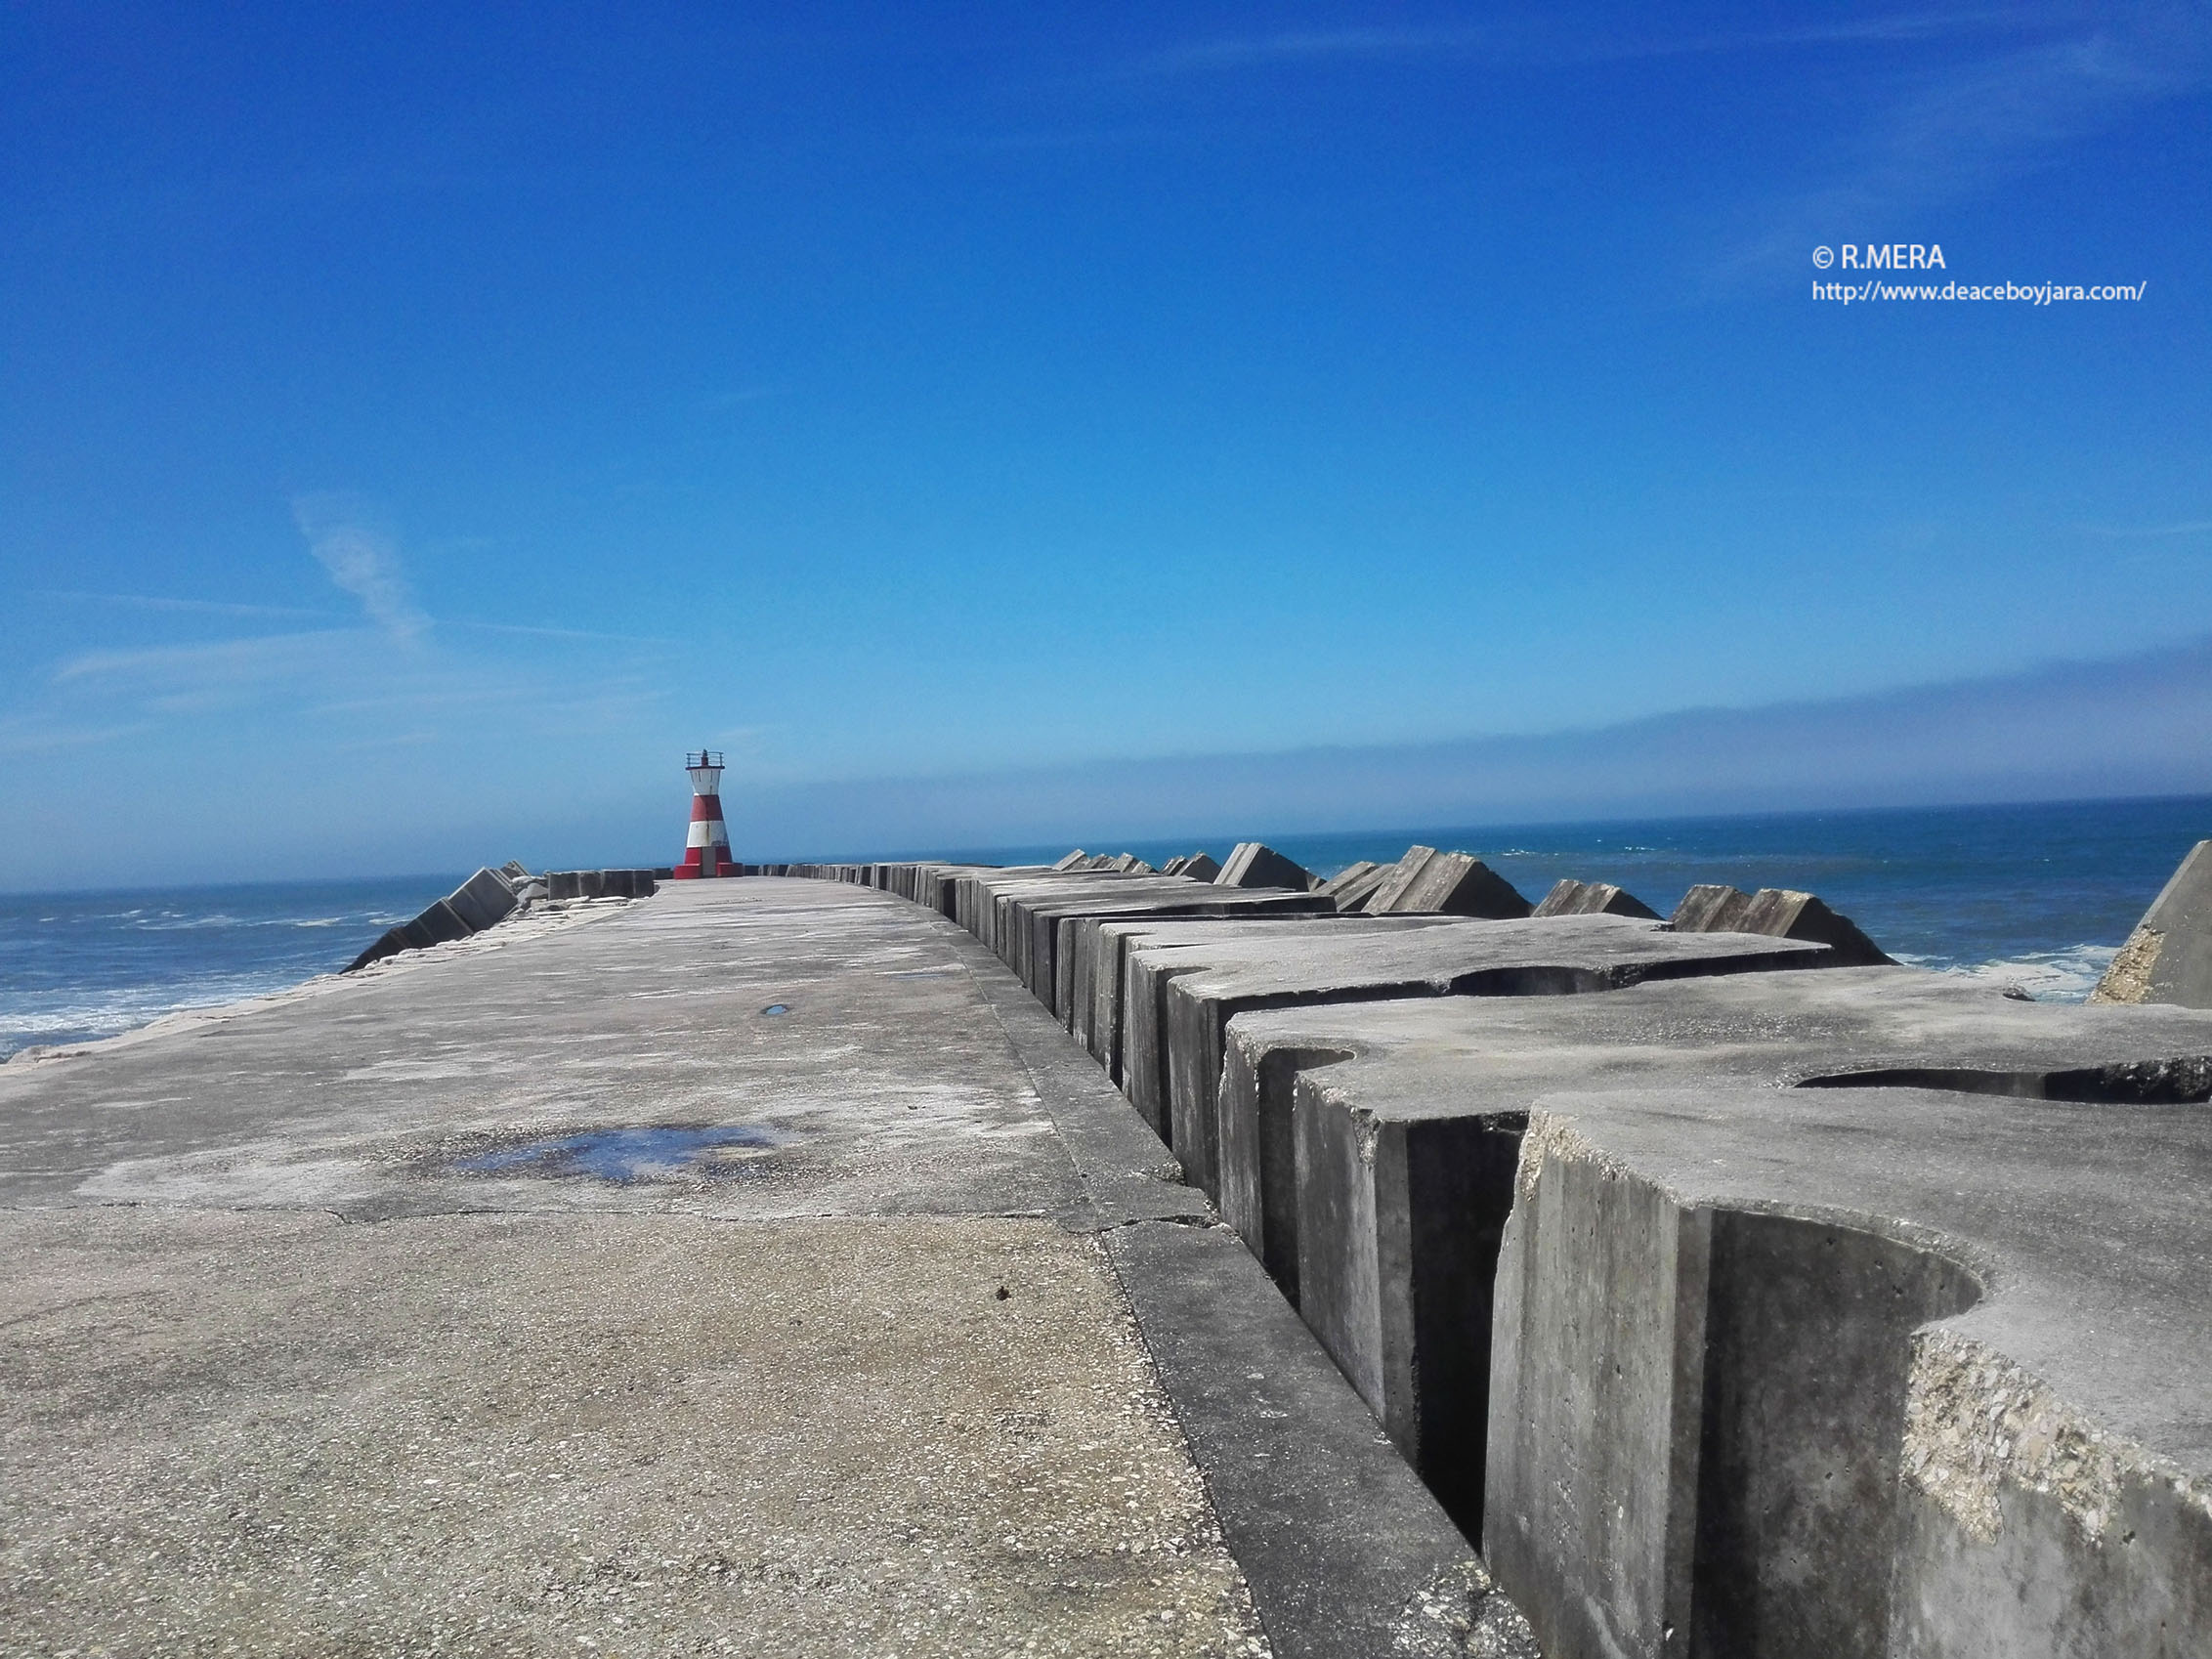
1902,1325,2212,1544
1104,1217,1492,1659
2089,925,2163,1004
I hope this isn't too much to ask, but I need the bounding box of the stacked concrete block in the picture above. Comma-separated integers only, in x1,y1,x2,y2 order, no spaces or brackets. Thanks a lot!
1366,847,1533,917
345,865,529,971
1215,973,2212,1545
766,854,2212,1653
1143,915,1834,1199
1671,883,1892,965
1078,914,1444,1089
1213,842,1313,891
1529,877,1659,919
2093,839,2212,1007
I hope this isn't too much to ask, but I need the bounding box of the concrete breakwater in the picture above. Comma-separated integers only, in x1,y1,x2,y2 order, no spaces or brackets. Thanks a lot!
776,842,2212,1659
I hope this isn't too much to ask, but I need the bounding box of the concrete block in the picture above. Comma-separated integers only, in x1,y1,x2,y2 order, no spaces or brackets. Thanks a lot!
443,867,517,933
1670,883,1891,965
343,926,414,973
1364,847,1532,918
1529,878,1660,920
1141,915,1834,1201
2093,839,2212,1008
1217,973,2212,1550
1065,911,1396,1087
410,899,472,947
1179,852,1221,882
1159,856,1188,876
1490,1073,2212,1659
1313,861,1380,904
498,860,531,882
1670,882,1752,932
1052,850,1089,871
1214,842,1313,891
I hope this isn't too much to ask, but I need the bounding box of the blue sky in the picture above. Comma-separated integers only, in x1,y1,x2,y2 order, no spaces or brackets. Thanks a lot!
4,3,2210,885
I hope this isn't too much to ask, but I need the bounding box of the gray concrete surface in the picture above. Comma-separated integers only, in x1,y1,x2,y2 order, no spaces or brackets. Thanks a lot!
0,878,1493,1657
1494,1076,2212,1659
2095,838,2212,1008
1218,970,2212,1547
1136,916,1834,1203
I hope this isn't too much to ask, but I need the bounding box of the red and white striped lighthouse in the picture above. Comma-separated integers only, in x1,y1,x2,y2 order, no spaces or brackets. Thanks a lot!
672,749,736,878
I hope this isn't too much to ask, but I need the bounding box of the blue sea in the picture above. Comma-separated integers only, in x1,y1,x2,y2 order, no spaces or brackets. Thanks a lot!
4,795,2208,1061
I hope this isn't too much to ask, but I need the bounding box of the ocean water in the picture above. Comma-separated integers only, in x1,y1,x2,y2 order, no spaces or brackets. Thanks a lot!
5,795,2208,1062
0,876,463,1061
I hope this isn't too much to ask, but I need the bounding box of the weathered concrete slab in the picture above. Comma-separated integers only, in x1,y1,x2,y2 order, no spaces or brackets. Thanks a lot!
1214,843,1313,891
0,877,1490,1656
1220,970,2212,1540
1142,915,1834,1200
1366,847,1532,918
1,1207,1264,1657
1494,1076,2212,1659
2094,838,2212,1007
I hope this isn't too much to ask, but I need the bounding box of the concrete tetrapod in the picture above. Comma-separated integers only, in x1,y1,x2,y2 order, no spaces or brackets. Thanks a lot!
2094,838,2212,1007
1135,915,1837,1200
1493,1076,2212,1659
1216,970,2212,1547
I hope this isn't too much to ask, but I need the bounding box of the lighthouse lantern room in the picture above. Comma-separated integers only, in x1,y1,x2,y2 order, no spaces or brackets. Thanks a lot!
674,749,736,878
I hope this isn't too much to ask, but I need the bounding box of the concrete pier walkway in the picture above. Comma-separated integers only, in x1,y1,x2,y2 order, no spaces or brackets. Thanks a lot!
0,880,1489,1657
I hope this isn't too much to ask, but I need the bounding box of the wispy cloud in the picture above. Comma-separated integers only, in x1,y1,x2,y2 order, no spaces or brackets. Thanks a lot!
0,715,157,756
36,589,343,620
52,630,369,688
446,619,673,645
1720,9,2211,280
291,493,430,642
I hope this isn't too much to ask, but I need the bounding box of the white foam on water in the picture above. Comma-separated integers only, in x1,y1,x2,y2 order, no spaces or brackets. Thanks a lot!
1892,943,2119,1004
